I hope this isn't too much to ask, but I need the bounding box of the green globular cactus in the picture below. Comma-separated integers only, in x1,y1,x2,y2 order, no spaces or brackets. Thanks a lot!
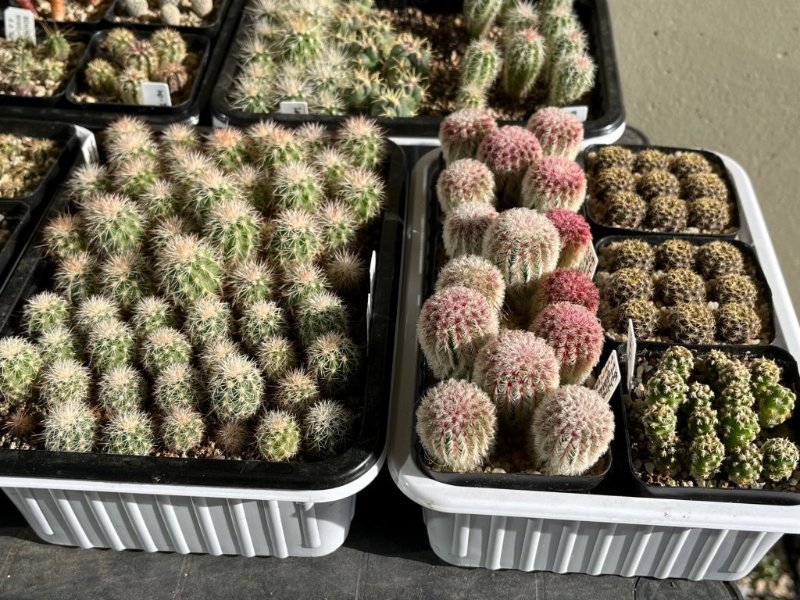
688,405,719,437
688,382,715,411
85,59,118,97
43,399,96,453
658,346,695,381
473,330,559,428
185,170,243,223
281,263,330,311
337,116,386,171
117,67,147,105
22,292,70,338
756,382,796,429
234,165,270,213
38,326,78,364
66,164,111,204
656,268,706,307
416,379,497,471
74,295,120,335
200,337,243,374
645,370,689,410
717,359,752,390
761,438,799,482
336,167,385,224
688,434,725,481
204,128,250,172
307,332,360,394
0,337,43,406
257,335,298,381
157,235,223,307
669,303,716,345
141,327,192,376
97,365,145,413
461,39,501,93
751,358,782,388
54,251,96,303
316,148,353,194
41,213,86,262
114,158,158,200
273,368,320,415
239,300,286,351
184,297,233,349
256,410,301,462
304,400,353,460
104,409,154,456
463,0,504,37
726,443,762,486
248,123,305,170
130,296,175,339
296,291,348,348
99,253,151,312
642,403,677,446
151,28,188,65
417,285,499,380
326,249,367,296
271,161,324,213
717,303,761,344
502,28,545,100
140,180,180,223
268,208,323,267
162,124,200,155
317,202,358,251
162,408,204,454
154,363,199,412
209,354,264,422
40,359,91,407
719,404,760,450
203,198,262,266
688,197,732,233
549,52,595,106
530,385,614,476
87,319,135,373
227,259,275,309
82,194,145,257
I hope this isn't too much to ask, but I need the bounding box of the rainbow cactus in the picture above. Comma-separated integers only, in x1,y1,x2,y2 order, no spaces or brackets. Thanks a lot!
477,126,542,205
526,107,583,160
438,108,498,164
436,159,496,213
520,156,586,212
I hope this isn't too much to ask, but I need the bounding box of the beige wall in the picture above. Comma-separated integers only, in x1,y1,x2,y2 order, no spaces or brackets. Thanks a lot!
608,0,800,310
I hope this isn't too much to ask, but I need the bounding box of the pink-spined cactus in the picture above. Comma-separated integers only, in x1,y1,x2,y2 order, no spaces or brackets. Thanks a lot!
531,268,599,317
482,208,560,299
416,378,498,471
477,126,542,205
520,155,586,212
545,208,592,269
436,158,496,214
473,330,560,428
435,255,506,313
530,301,604,385
526,107,584,160
443,202,499,258
438,108,499,164
530,385,614,476
417,285,500,380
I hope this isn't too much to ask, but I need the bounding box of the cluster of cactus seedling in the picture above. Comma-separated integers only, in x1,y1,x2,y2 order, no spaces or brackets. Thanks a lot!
0,30,84,97
456,0,596,109
596,238,769,344
0,115,390,462
586,146,737,234
115,0,216,27
80,28,198,104
230,0,430,117
0,134,59,198
416,106,613,476
630,346,799,488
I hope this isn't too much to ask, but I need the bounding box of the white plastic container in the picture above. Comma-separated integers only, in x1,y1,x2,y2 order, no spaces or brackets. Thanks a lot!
388,148,800,580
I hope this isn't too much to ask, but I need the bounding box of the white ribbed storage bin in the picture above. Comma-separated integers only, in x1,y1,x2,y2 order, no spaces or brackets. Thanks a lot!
389,149,800,580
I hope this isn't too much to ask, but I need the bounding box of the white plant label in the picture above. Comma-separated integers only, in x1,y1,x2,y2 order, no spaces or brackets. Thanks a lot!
140,82,172,107
279,101,308,115
4,8,36,43
74,126,99,165
576,242,598,278
626,318,637,389
562,105,589,122
594,350,621,404
365,250,377,342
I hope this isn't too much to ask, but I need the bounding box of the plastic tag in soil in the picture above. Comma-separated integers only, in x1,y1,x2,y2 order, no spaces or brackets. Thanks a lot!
577,242,598,278
140,82,172,107
279,101,308,115
562,105,589,122
627,318,637,388
594,350,621,403
4,8,35,43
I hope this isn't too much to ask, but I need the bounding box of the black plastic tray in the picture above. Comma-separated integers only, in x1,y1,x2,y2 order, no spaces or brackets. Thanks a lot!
411,152,613,493
0,119,81,212
0,202,31,285
595,234,776,346
0,0,114,31
0,29,89,108
104,0,232,37
210,0,624,140
66,28,210,116
619,342,800,505
582,144,742,239
0,140,406,491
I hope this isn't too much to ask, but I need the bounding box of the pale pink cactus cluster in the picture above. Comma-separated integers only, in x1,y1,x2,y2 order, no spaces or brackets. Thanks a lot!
416,106,613,477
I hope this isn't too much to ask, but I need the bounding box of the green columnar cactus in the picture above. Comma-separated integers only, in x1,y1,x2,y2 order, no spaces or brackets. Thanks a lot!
141,327,192,376
750,358,782,387
162,408,205,454
268,208,323,267
239,300,286,351
281,263,330,310
203,198,262,265
140,180,180,223
688,434,725,481
99,253,151,312
463,0,504,37
184,297,233,349
73,295,120,335
642,404,677,445
0,337,43,405
549,52,595,106
719,381,755,409
336,167,385,224
154,363,198,412
200,337,242,373
23,292,70,338
54,251,95,303
318,202,358,251
40,359,92,407
688,405,719,437
157,234,223,307
726,443,762,486
651,439,681,476
658,346,695,381
271,162,324,212
227,259,275,309
296,291,349,348
85,59,118,96
42,214,86,261
273,368,320,415
719,404,760,449
756,382,796,428
104,409,154,456
257,335,298,381
82,194,145,257
304,400,353,460
204,127,250,172
337,116,386,171
316,148,353,194
461,39,500,93
87,319,135,372
256,410,301,462
38,326,78,364
761,438,799,482
185,170,242,223
66,164,111,203
502,28,545,100
209,354,264,422
645,370,689,410
43,399,96,452
97,365,145,413
130,296,175,339
687,381,715,411
307,332,360,394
